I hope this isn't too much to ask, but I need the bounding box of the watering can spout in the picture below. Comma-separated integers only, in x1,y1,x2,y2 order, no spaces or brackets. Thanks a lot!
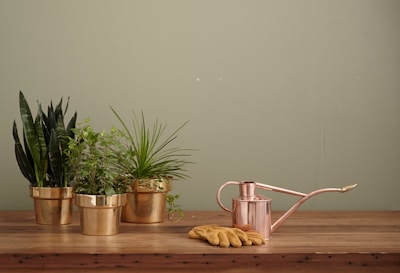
216,181,357,240
269,183,358,233
341,184,358,192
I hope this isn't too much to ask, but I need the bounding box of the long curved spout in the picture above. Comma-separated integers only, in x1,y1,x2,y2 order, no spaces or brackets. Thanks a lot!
263,183,358,232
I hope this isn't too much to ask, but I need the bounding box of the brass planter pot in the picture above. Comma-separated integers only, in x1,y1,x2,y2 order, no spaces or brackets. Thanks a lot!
30,187,73,225
74,193,127,236
122,178,172,223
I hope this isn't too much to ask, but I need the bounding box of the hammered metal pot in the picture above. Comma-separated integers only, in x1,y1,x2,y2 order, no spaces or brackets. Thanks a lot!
30,187,73,225
122,178,172,223
74,193,127,236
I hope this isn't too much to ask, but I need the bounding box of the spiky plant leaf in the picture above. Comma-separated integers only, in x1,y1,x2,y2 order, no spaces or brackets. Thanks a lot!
22,128,34,168
34,113,48,186
66,112,77,139
12,121,36,185
14,91,77,187
110,107,194,180
54,97,64,121
49,128,63,187
18,91,48,186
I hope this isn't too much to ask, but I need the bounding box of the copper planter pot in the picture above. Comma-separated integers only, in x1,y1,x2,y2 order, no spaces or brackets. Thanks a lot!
30,187,73,225
74,193,126,236
122,178,172,223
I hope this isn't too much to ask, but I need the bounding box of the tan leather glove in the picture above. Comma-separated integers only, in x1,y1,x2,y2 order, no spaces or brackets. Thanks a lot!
188,225,264,247
246,230,265,246
187,224,217,240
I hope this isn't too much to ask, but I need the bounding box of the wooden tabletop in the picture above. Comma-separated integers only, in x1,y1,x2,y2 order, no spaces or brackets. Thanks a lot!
0,210,399,272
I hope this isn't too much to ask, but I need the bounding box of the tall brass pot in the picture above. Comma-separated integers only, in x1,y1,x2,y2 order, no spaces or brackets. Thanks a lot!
30,187,73,225
74,193,126,236
122,177,172,223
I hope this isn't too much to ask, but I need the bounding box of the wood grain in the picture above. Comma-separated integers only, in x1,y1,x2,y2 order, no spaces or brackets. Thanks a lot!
0,210,399,272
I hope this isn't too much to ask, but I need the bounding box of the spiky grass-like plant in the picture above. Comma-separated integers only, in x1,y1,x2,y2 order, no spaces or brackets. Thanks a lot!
110,107,194,181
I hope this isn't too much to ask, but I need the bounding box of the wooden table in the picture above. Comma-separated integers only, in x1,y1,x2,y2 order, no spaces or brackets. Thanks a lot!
0,210,399,272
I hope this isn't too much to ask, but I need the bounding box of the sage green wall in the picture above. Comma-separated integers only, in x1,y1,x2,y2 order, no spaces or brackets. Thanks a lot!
0,0,399,211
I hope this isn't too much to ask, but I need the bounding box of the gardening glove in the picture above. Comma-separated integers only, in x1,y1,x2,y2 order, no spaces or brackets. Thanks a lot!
245,230,265,246
188,224,218,240
188,225,264,248
188,224,246,247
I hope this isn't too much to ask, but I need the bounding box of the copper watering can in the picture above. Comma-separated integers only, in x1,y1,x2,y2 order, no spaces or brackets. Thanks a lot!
216,181,357,240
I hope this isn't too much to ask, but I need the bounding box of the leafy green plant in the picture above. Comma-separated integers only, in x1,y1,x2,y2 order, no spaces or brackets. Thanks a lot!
110,107,194,181
13,91,77,187
166,194,184,222
66,119,127,195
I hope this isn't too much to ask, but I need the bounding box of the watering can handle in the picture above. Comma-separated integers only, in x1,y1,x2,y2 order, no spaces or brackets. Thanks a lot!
216,181,241,212
216,181,267,212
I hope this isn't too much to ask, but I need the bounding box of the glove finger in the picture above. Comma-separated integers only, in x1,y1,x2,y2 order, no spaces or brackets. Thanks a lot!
218,231,230,248
191,228,211,241
188,229,202,239
247,231,265,240
226,230,242,248
208,230,221,246
247,232,265,245
243,240,253,246
232,228,249,243
248,237,264,246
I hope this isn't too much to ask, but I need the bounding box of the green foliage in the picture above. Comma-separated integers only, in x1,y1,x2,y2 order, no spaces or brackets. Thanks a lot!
166,194,184,222
13,91,77,187
110,107,194,180
66,119,127,195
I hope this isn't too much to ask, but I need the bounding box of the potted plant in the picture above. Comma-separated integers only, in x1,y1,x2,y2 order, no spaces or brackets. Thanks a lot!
66,119,127,235
110,107,194,223
12,91,77,225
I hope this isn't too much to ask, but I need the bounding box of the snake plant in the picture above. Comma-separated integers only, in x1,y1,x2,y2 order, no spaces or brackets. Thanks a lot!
13,91,77,187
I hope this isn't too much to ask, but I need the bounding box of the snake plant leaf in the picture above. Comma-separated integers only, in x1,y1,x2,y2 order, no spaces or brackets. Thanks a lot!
15,91,77,187
55,119,70,186
66,112,77,139
34,113,48,186
22,128,34,168
12,121,36,185
54,97,64,121
19,92,36,156
19,91,44,186
49,128,63,187
42,105,51,136
40,109,54,185
64,96,70,116
55,117,68,151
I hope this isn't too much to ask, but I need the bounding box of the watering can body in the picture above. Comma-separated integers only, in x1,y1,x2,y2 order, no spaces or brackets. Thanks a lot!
217,181,357,240
231,194,273,240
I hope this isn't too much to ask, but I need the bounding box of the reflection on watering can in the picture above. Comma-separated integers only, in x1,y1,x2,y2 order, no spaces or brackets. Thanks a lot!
216,181,357,240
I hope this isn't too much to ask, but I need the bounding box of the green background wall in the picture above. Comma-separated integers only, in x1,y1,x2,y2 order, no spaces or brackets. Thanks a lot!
1,0,399,211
